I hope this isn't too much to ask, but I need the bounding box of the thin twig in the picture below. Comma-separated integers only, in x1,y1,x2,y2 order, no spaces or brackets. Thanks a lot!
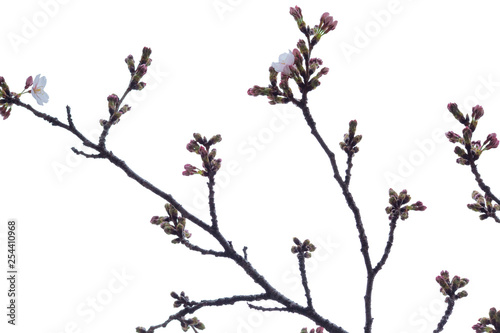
298,252,314,309
433,299,455,333
470,161,500,205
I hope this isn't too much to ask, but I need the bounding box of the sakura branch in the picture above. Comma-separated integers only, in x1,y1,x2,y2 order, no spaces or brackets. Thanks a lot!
2,5,497,333
248,6,427,333
1,40,349,333
445,103,500,223
433,270,469,333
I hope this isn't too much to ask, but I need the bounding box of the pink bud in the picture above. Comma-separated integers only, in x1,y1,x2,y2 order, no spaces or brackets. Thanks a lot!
25,76,33,89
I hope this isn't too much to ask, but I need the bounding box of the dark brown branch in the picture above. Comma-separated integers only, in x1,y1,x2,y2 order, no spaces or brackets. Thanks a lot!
298,252,314,309
290,96,373,333
344,153,354,187
433,299,455,333
179,239,227,257
470,160,500,205
71,147,105,159
12,98,350,333
149,293,270,332
247,303,288,312
207,170,219,229
373,215,399,275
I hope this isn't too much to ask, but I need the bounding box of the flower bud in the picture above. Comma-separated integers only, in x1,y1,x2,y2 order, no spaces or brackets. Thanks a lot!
125,55,135,74
290,6,307,33
139,47,152,66
25,76,33,89
445,131,463,144
297,39,308,58
211,158,222,173
137,82,147,90
471,105,484,120
0,105,12,120
447,103,466,123
208,134,222,145
193,133,203,143
0,76,10,96
107,94,120,115
186,140,200,153
453,146,467,157
119,104,131,114
483,133,499,150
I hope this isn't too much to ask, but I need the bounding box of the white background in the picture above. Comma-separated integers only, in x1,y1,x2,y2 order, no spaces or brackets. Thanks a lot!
0,0,499,333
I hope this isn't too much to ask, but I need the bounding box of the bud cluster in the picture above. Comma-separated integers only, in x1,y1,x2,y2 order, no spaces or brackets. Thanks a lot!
126,46,152,91
311,12,338,46
291,237,316,258
100,95,132,126
472,307,500,333
171,291,194,308
150,204,192,244
445,103,498,165
183,133,222,177
435,270,469,303
339,120,362,155
248,7,335,105
467,190,500,222
300,328,324,333
385,188,426,221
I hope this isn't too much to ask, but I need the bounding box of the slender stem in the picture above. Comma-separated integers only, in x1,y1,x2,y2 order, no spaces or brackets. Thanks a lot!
433,299,455,333
98,87,132,147
373,216,399,275
298,252,313,309
150,293,270,331
207,170,219,229
470,160,500,205
344,153,354,187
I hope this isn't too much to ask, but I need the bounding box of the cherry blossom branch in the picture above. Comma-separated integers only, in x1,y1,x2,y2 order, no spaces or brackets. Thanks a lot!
445,103,500,223
248,8,427,333
292,238,317,309
3,48,353,333
144,293,269,333
433,270,469,333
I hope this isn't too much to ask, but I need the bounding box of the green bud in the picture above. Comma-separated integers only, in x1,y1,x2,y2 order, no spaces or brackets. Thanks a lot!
352,134,362,145
209,134,222,145
195,322,206,330
348,119,357,135
193,133,203,143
